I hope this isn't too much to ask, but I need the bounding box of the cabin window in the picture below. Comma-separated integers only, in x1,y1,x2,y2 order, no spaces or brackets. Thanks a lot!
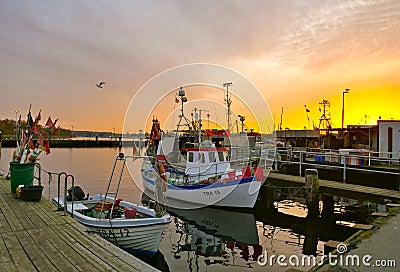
209,152,216,163
188,152,194,162
218,151,225,162
199,152,205,163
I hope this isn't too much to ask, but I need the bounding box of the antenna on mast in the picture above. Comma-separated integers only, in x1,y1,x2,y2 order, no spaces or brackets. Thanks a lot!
223,82,232,131
318,99,332,130
175,86,192,134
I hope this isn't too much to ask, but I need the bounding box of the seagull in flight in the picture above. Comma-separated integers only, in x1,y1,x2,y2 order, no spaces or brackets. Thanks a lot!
96,82,106,88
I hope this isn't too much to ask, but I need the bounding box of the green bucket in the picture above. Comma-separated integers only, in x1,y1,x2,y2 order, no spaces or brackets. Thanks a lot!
9,162,35,193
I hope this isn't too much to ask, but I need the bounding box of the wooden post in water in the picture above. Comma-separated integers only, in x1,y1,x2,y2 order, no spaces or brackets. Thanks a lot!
299,151,302,177
305,169,320,221
321,194,335,225
303,170,320,255
343,155,347,183
264,185,275,210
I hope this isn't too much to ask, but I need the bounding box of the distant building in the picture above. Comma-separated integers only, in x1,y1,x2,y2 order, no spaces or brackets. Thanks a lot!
276,129,320,150
378,120,400,159
275,120,400,160
345,125,378,151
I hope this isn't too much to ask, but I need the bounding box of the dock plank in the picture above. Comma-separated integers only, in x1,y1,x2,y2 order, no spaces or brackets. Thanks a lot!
2,232,36,271
15,230,58,272
353,224,374,230
268,172,400,200
0,177,157,272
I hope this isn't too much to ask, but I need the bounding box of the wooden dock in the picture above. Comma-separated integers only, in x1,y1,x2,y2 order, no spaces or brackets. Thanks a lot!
267,172,400,201
0,177,157,272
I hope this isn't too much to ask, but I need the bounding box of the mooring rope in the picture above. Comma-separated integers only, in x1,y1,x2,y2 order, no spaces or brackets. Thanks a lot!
0,167,8,176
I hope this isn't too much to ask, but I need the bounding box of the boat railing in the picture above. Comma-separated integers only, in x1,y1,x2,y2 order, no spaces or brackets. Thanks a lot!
272,147,400,183
143,158,261,186
46,171,75,215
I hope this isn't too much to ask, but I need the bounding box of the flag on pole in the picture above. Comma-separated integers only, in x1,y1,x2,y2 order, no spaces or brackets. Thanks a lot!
306,108,310,113
28,139,35,150
27,112,34,128
44,140,51,155
45,117,54,128
51,126,60,136
34,110,41,125
38,136,51,155
32,123,41,135
38,135,44,147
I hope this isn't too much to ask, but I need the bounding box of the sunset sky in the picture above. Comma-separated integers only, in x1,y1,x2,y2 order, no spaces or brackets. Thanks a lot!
1,0,399,133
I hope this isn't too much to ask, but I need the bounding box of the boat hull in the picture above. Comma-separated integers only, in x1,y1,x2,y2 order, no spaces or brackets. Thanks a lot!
53,195,171,254
142,170,265,209
84,222,169,254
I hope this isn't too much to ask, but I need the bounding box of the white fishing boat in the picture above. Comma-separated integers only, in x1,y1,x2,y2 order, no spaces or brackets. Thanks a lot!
142,137,267,209
53,153,171,254
141,86,271,209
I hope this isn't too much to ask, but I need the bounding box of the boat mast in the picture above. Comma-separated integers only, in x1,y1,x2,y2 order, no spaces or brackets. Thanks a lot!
223,82,232,131
193,108,209,144
318,99,332,130
175,87,191,134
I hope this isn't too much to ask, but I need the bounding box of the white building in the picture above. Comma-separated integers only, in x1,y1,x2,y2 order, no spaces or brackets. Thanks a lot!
378,120,400,159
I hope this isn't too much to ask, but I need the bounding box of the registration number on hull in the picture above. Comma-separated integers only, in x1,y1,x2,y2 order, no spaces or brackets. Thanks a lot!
202,190,221,196
96,228,130,238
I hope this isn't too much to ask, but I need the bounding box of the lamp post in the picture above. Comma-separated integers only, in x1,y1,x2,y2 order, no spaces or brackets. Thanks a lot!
341,89,350,129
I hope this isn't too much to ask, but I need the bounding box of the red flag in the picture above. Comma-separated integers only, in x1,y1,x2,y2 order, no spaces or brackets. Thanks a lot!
32,123,41,135
44,140,51,155
28,139,35,150
34,110,41,125
38,136,50,155
38,135,45,147
52,118,58,128
306,108,310,113
45,116,54,127
51,126,60,136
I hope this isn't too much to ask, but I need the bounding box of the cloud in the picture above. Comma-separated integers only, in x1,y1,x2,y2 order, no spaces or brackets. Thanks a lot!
0,0,399,130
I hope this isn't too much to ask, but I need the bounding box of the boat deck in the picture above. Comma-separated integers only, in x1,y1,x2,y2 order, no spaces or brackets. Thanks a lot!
0,177,157,272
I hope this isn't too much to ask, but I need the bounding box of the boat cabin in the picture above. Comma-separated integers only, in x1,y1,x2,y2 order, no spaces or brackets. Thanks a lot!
181,147,230,176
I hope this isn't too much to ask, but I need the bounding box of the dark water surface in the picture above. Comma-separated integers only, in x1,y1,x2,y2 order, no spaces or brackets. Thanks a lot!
0,148,385,272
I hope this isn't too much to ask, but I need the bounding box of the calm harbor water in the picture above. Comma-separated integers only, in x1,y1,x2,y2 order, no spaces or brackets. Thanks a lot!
0,147,385,272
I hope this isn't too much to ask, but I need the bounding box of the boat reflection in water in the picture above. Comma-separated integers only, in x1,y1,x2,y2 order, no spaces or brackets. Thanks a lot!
167,206,262,270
